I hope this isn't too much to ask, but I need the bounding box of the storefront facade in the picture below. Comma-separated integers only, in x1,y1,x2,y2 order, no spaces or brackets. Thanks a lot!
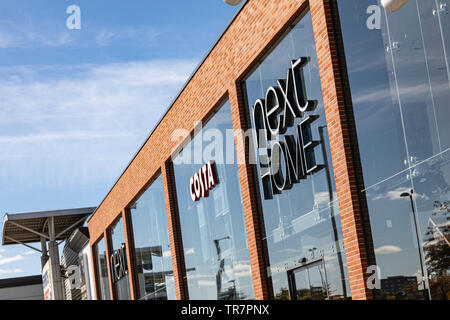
88,0,450,300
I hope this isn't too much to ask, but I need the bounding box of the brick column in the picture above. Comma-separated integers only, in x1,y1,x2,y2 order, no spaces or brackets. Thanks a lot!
310,0,375,300
104,230,116,300
162,161,189,300
229,83,273,300
122,209,140,300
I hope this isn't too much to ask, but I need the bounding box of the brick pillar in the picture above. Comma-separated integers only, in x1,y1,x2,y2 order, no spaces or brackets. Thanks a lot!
310,0,375,300
122,209,140,300
104,230,116,300
229,83,273,300
162,161,189,300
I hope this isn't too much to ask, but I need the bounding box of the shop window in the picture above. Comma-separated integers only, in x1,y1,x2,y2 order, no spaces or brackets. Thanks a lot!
94,237,111,300
243,8,350,300
129,174,176,300
109,216,132,300
172,100,254,300
338,0,450,300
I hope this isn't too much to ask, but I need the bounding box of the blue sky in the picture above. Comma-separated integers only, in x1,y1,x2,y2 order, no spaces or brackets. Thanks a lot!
0,0,243,278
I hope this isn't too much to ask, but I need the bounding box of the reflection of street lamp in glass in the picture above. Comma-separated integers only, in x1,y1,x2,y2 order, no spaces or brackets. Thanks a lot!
400,189,429,300
309,247,317,259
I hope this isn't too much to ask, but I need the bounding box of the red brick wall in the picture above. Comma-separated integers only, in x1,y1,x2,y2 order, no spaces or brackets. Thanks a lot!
88,0,372,300
310,0,373,300
162,162,189,300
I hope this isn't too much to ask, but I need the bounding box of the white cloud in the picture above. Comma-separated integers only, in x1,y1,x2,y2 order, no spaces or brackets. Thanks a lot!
0,268,23,275
0,30,17,48
314,191,338,207
95,26,159,46
198,280,216,287
0,248,6,253
374,245,402,255
231,263,251,278
24,250,36,255
0,254,24,266
0,28,73,49
371,187,418,201
0,59,196,188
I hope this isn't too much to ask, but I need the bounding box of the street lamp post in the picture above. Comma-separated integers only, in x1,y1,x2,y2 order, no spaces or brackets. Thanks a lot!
400,189,429,300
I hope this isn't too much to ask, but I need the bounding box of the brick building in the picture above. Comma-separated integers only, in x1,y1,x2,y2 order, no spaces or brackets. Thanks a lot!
88,0,450,300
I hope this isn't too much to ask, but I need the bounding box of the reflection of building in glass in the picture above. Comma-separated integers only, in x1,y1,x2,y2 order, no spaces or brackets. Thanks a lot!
380,276,418,298
135,245,169,300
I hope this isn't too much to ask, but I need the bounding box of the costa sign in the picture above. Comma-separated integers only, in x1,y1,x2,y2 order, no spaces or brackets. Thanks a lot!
190,160,219,202
252,57,324,200
110,243,128,283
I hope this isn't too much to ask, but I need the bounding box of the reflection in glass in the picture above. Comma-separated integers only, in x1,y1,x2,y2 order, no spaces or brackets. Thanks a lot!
110,217,131,300
244,9,350,300
94,237,111,300
338,0,450,299
129,175,176,300
289,260,329,300
173,100,254,300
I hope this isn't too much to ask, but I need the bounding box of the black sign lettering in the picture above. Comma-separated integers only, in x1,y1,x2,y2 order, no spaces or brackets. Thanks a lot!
110,243,128,283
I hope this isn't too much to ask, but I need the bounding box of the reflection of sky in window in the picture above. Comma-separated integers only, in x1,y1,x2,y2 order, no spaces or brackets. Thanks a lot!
339,0,450,289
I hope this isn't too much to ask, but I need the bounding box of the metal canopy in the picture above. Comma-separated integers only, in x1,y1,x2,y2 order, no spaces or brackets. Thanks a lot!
2,207,96,246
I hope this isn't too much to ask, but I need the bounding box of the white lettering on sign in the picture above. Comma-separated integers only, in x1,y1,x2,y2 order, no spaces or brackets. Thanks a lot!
189,160,219,201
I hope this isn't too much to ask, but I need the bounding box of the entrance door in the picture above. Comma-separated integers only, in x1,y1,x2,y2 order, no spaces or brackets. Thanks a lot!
288,260,329,300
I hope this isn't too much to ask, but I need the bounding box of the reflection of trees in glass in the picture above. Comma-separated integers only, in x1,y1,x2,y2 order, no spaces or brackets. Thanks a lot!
424,201,450,300
378,276,422,300
275,288,289,300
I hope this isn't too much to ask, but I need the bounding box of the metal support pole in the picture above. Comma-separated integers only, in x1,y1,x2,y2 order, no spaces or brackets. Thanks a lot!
40,236,48,270
48,216,65,300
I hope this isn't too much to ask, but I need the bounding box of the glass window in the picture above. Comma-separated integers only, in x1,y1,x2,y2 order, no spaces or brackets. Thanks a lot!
94,237,111,300
172,100,254,300
129,174,176,300
110,217,132,300
338,0,450,300
243,9,350,300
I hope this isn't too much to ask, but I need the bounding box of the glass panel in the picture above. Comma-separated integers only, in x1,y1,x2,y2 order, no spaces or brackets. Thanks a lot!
173,100,254,300
94,237,111,300
110,217,131,300
338,0,450,299
130,175,176,300
244,9,350,300
412,151,450,300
